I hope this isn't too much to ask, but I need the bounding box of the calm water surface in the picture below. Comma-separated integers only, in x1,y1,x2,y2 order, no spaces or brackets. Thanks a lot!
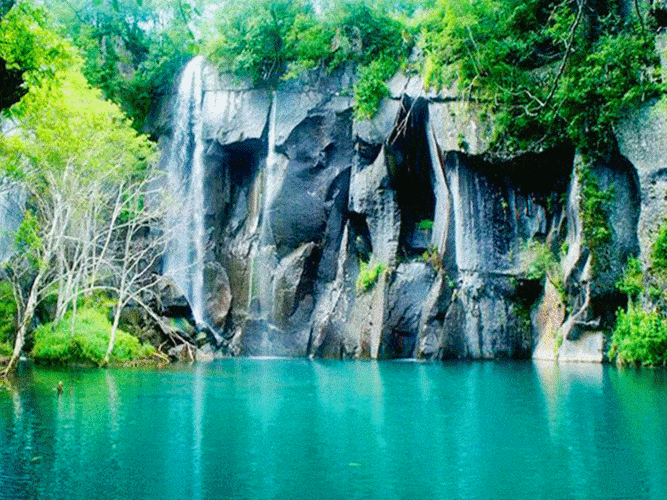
1,359,666,500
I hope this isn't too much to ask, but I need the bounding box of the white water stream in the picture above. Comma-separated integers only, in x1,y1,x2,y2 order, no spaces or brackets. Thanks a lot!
249,91,279,322
164,56,207,325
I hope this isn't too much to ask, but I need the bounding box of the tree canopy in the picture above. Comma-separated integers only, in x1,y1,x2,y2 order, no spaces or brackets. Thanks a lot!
1,0,158,373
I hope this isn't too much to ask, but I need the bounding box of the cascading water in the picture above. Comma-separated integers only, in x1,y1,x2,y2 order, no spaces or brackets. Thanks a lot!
262,90,279,246
249,91,279,319
164,56,207,326
244,91,281,355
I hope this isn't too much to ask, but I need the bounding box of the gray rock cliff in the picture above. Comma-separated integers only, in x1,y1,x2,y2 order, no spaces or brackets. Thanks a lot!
157,60,660,362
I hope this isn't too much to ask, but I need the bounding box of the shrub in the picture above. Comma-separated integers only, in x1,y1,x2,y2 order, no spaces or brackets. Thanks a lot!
356,261,387,294
616,257,643,299
353,56,397,119
651,223,667,274
417,219,434,230
420,245,442,270
580,167,614,250
0,342,11,358
610,304,667,367
206,0,412,117
524,240,556,281
31,307,154,365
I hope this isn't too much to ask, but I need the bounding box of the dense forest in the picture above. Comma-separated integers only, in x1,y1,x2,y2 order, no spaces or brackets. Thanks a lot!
2,0,667,373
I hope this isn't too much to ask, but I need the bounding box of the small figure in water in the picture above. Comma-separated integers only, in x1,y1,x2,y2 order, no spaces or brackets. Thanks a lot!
57,381,63,395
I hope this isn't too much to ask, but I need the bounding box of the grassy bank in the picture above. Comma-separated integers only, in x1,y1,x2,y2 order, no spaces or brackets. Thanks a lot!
31,307,155,367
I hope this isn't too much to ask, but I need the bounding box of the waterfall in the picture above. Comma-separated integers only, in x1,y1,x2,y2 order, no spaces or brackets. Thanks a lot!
263,90,278,245
249,91,278,319
164,56,207,326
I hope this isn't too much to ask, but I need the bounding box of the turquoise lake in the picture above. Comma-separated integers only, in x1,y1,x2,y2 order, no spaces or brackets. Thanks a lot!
1,359,666,500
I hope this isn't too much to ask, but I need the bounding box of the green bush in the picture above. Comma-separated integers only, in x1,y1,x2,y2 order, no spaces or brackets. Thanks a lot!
205,0,411,117
616,257,643,299
31,307,154,365
421,0,663,153
417,219,434,230
524,240,557,281
610,304,667,367
0,280,16,358
580,167,614,250
0,342,11,358
353,56,397,119
420,245,442,270
356,261,387,294
651,223,667,274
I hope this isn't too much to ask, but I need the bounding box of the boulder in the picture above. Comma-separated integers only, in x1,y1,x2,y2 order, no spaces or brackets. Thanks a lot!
558,332,605,363
203,261,232,329
157,276,190,315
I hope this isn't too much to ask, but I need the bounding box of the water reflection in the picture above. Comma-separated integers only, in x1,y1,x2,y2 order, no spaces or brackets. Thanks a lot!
192,364,205,500
1,361,667,500
534,361,657,499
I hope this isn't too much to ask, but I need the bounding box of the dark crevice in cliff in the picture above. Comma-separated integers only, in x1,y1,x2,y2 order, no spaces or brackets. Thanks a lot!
209,139,263,246
387,96,436,256
651,6,667,28
318,166,351,284
348,212,372,262
480,146,574,206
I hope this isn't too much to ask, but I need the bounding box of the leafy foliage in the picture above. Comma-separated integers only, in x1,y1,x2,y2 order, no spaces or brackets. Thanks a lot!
356,261,387,294
0,0,75,109
579,167,614,250
421,0,663,153
610,303,667,367
0,2,160,372
39,0,200,130
31,307,154,365
420,246,442,270
206,0,303,83
417,219,434,230
205,0,412,118
651,223,667,274
616,257,643,299
523,240,560,283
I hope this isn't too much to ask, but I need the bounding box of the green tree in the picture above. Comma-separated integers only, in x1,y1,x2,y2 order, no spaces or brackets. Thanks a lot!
205,0,412,117
421,0,662,154
0,2,157,373
41,0,203,130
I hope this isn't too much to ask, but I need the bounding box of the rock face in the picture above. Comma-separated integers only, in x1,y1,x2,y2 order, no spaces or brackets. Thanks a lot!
157,59,654,362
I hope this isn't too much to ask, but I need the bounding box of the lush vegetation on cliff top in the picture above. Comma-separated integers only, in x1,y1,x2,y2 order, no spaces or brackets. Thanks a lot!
5,0,659,147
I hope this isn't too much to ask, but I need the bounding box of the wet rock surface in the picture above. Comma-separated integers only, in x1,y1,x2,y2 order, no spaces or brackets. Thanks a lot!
157,60,658,363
